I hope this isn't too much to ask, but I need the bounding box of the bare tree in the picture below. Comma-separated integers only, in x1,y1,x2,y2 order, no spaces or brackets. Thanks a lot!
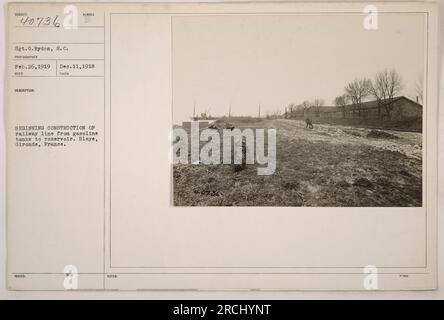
286,101,313,118
312,98,324,117
294,104,305,112
313,98,325,107
294,100,310,118
334,94,349,118
301,100,311,110
370,69,404,119
344,78,372,117
414,77,423,105
270,109,282,119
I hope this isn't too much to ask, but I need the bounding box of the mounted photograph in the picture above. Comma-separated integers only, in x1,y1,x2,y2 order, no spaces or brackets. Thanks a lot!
5,1,438,292
171,13,425,207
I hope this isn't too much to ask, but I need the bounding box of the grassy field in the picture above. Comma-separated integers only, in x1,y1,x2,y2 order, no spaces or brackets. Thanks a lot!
173,119,422,207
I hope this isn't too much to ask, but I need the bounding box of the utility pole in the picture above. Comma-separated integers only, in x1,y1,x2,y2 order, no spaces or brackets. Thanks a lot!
228,104,231,119
258,104,261,118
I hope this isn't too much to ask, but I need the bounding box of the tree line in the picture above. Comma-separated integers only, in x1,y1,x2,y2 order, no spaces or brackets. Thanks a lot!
287,68,409,120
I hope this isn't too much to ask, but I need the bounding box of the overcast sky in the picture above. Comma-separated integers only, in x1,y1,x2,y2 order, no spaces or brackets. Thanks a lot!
172,13,425,124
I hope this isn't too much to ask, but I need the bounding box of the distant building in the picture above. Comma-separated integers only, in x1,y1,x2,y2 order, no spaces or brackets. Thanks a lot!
287,96,422,121
316,96,422,120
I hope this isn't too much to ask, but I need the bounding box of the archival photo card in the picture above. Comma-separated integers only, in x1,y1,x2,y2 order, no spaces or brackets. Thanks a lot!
6,1,438,291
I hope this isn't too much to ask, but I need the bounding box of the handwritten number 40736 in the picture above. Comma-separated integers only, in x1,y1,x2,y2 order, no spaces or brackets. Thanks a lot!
19,15,61,28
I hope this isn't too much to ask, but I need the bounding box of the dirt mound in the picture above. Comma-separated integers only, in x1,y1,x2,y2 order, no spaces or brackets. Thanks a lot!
366,130,399,139
336,180,351,188
208,120,235,130
353,178,374,189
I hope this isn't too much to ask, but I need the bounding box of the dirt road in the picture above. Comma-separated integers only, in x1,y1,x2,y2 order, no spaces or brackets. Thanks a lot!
271,119,422,160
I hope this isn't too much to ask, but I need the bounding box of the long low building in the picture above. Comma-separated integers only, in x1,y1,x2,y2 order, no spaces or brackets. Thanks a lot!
287,96,422,121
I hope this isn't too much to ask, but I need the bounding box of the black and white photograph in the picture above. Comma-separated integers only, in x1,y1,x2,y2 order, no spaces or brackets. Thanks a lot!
172,14,425,207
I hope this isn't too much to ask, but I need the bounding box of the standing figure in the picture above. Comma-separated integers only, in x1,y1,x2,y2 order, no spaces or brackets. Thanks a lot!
305,117,314,129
